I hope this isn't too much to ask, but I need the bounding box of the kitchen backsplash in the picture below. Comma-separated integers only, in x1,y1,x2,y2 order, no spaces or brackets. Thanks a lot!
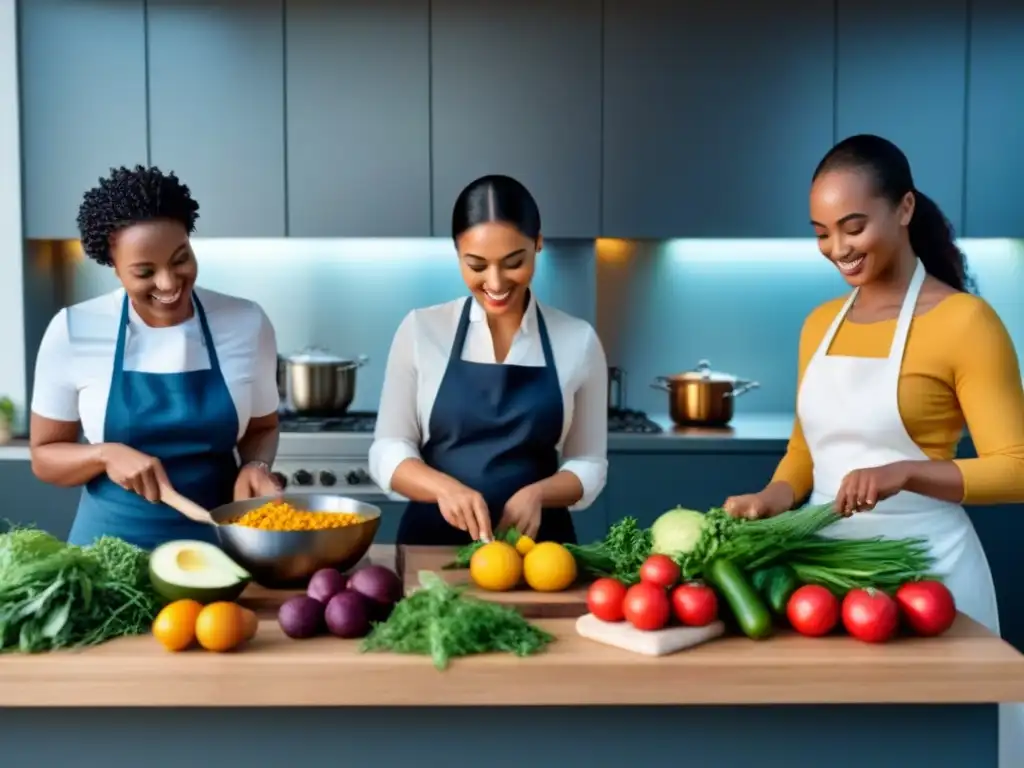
596,238,1024,415
24,237,1024,417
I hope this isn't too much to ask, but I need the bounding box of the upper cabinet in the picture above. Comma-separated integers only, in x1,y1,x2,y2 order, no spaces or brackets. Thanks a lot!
602,0,835,239
19,0,148,239
16,1,1024,240
964,0,1024,238
836,0,968,234
429,0,602,238
285,0,430,237
147,0,286,237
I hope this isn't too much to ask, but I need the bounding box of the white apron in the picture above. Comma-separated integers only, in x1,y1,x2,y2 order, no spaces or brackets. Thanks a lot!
798,259,1017,767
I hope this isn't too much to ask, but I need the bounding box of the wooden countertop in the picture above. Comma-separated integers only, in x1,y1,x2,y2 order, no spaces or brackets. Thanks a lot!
2,547,1023,707
2,608,1023,707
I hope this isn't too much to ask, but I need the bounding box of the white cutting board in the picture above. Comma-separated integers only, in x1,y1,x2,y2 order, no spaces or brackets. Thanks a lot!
575,613,725,656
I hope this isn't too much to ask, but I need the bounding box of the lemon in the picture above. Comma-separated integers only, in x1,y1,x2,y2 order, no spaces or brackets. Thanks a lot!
469,541,523,591
515,535,536,556
523,542,577,592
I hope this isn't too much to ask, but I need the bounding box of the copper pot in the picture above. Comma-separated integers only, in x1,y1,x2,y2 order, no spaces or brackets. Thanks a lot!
651,360,759,427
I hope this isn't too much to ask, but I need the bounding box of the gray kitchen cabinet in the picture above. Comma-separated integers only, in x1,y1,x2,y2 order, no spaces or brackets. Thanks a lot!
429,0,602,238
147,0,286,237
603,452,784,530
964,0,1024,237
0,460,81,540
18,0,148,239
284,0,430,237
836,0,969,233
572,496,608,545
602,0,835,238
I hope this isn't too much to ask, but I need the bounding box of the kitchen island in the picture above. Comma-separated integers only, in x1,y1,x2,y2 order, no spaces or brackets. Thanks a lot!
1,606,1021,767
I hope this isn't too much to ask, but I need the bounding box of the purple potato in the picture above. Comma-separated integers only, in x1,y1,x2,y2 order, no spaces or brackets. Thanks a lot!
307,568,347,603
346,565,403,620
324,590,371,639
277,595,324,639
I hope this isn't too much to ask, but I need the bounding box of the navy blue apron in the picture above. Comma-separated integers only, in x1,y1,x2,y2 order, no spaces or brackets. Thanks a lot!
396,295,577,546
68,293,239,550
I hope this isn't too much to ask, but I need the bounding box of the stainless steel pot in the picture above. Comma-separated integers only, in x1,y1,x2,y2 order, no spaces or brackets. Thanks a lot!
650,359,758,427
281,346,369,414
276,354,287,400
609,366,627,411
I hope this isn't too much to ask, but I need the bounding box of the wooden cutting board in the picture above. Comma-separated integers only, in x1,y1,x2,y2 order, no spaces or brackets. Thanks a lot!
398,545,591,619
575,613,726,656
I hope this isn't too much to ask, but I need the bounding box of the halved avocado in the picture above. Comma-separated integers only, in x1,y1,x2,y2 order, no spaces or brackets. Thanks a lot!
148,540,251,604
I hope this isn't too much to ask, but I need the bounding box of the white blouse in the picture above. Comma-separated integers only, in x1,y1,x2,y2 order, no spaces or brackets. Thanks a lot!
31,286,279,444
369,295,608,511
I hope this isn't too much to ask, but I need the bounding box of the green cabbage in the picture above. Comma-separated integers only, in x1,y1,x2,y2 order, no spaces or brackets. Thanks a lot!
650,506,706,556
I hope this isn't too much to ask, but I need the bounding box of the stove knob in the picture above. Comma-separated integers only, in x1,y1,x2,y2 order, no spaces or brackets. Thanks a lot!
345,470,362,485
292,469,313,486
319,470,337,487
271,471,288,489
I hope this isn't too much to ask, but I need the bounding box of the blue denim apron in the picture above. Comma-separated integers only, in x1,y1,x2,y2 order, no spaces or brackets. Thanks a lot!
68,293,239,550
396,295,576,546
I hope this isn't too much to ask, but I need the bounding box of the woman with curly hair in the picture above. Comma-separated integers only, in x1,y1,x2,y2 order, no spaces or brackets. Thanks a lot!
29,166,281,549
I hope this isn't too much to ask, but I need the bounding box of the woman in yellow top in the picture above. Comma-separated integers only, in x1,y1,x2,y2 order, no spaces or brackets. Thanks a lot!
725,134,1024,766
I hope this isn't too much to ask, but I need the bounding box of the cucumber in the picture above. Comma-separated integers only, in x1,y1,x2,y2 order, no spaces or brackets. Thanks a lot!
707,558,773,639
751,564,800,615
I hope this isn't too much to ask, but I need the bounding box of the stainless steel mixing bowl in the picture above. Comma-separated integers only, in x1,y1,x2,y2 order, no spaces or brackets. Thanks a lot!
211,494,382,589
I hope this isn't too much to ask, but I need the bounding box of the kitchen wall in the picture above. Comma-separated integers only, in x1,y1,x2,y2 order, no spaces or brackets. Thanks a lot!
26,236,1024,418
25,238,598,413
597,238,1024,414
0,0,26,419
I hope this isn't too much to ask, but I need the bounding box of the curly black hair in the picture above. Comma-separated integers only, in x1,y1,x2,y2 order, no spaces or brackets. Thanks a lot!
76,165,200,266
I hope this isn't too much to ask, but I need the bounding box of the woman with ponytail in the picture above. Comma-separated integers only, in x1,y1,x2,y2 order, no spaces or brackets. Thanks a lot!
724,134,1024,766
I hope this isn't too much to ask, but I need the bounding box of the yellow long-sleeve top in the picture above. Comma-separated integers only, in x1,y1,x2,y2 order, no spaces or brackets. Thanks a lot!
772,293,1024,506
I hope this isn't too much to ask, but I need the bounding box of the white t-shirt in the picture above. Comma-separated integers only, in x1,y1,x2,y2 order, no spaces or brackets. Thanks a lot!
31,286,279,444
368,295,608,511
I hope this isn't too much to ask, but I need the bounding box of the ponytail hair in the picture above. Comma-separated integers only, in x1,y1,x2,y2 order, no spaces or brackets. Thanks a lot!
813,134,974,293
907,190,972,293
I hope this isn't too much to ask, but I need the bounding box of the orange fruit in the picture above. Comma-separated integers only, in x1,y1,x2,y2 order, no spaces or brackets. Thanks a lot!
241,606,259,641
194,601,252,652
152,599,203,652
469,541,523,591
523,542,577,592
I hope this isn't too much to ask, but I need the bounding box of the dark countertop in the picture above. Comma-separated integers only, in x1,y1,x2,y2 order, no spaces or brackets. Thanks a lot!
607,413,795,453
0,415,799,461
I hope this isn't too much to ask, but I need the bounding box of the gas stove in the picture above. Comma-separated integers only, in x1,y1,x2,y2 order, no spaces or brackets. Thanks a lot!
608,408,663,434
274,411,385,498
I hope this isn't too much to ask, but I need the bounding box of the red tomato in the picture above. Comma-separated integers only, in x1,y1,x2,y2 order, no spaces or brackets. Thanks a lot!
841,588,899,643
639,555,681,589
786,585,840,637
586,578,629,622
623,582,671,631
895,581,957,637
670,582,718,626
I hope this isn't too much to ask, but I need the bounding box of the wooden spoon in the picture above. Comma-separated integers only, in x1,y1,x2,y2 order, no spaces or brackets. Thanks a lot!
159,484,218,526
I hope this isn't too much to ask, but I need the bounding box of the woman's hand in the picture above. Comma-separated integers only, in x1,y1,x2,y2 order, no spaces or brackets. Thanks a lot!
724,481,796,520
723,493,774,520
234,461,282,501
437,482,492,542
836,462,910,516
101,443,170,502
498,484,543,540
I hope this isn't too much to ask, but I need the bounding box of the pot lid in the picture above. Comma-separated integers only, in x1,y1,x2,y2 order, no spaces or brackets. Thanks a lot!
285,346,351,365
670,359,741,383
